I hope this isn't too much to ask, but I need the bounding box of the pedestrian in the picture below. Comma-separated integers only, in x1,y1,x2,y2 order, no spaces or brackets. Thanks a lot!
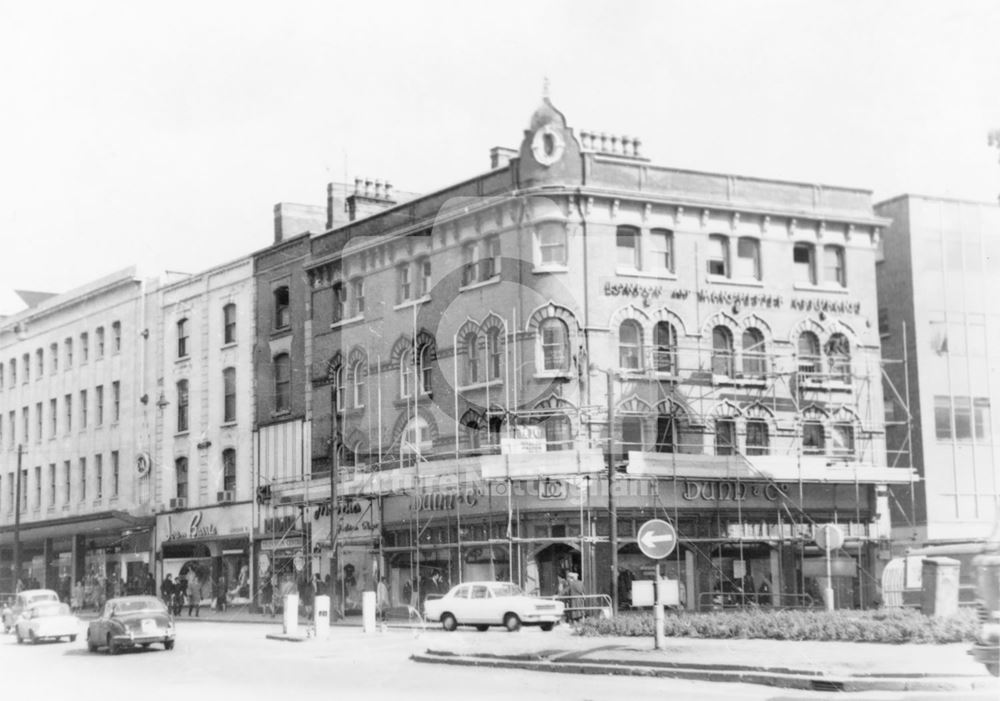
71,580,83,612
161,574,175,605
376,576,389,621
175,572,188,615
567,571,585,622
187,575,199,617
216,572,228,612
300,574,314,620
758,575,772,607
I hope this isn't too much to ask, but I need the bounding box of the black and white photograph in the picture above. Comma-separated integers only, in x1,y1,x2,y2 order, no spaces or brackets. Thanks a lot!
1,1,999,699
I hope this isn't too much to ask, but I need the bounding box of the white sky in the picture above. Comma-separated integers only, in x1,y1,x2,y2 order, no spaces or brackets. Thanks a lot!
1,0,999,295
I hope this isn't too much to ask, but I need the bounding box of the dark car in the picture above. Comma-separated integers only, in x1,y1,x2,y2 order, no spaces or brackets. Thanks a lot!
86,596,175,654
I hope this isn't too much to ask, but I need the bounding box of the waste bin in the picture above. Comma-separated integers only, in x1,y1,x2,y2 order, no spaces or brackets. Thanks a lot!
314,595,330,639
283,593,299,635
362,591,376,633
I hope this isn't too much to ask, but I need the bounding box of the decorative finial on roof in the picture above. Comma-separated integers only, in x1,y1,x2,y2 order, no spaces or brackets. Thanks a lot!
542,76,550,99
991,129,1000,202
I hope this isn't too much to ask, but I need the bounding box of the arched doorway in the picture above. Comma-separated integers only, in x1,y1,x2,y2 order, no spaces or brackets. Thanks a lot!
532,543,580,596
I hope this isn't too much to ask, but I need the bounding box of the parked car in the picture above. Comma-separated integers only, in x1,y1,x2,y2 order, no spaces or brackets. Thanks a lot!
86,596,175,654
423,581,564,632
2,589,59,633
15,602,79,644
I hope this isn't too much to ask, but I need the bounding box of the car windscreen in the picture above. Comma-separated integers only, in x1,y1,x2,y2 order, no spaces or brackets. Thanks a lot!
490,583,523,597
32,603,71,617
25,593,58,606
113,598,167,615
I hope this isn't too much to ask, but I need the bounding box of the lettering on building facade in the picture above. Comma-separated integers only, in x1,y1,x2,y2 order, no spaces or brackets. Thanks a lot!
165,511,219,541
789,297,862,315
412,486,484,513
603,282,691,301
681,480,790,502
696,290,784,308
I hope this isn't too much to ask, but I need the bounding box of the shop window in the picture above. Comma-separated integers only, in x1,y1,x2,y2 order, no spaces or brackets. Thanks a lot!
711,326,734,376
650,229,673,273
802,421,825,455
823,245,846,287
745,419,769,456
735,237,761,279
825,333,851,381
707,234,729,277
831,423,855,457
618,320,643,370
741,328,766,376
539,318,569,372
653,321,677,373
274,354,290,412
223,448,236,492
620,416,644,453
175,457,188,500
616,226,640,269
176,380,188,432
223,367,236,423
177,319,189,358
793,243,816,285
715,418,736,456
798,332,821,374
273,286,290,329
543,414,572,451
536,221,567,266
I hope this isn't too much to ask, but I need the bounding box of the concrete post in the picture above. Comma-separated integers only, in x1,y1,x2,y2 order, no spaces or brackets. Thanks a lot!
921,557,960,617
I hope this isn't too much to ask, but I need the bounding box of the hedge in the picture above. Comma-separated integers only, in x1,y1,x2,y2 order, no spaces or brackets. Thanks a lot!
573,607,979,644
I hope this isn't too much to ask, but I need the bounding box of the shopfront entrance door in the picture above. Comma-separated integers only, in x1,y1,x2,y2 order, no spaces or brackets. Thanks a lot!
535,543,580,596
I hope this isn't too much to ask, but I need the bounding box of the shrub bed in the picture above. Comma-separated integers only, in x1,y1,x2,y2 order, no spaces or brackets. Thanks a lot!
573,607,978,644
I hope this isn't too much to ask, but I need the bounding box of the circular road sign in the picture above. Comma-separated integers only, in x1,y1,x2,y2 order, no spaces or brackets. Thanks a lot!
293,550,305,572
637,519,677,560
814,524,845,552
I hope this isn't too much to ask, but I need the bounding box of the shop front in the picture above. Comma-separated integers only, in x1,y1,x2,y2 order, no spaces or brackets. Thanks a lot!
156,503,252,610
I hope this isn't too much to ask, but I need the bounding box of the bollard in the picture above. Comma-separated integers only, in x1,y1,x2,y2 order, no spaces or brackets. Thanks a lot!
362,591,376,633
314,595,330,640
283,593,299,636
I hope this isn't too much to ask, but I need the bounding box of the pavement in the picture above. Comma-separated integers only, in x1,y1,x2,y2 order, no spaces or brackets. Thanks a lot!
75,604,1000,693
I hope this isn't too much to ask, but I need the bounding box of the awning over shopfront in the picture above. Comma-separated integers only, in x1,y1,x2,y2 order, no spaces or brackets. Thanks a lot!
0,510,154,547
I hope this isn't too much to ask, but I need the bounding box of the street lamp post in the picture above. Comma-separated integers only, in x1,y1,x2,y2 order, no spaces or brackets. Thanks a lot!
606,372,618,616
13,444,24,589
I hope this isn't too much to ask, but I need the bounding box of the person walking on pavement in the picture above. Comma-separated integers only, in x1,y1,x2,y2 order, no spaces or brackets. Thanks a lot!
216,572,228,613
187,575,199,617
376,576,390,622
161,574,175,606
175,572,188,616
567,571,585,622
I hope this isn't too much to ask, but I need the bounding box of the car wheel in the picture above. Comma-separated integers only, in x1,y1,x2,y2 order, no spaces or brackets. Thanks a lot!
441,613,457,632
540,622,554,632
87,635,98,652
107,634,118,655
503,613,521,632
164,640,175,651
69,635,77,642
475,624,489,632
16,630,23,644
29,629,36,644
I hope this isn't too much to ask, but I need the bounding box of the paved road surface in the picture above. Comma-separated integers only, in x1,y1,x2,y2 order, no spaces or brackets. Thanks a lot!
0,619,993,701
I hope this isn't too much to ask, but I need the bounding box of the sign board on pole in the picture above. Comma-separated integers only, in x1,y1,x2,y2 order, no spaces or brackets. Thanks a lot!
636,519,677,560
814,524,845,551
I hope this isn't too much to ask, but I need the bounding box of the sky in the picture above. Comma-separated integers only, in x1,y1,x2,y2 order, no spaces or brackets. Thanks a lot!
1,0,999,299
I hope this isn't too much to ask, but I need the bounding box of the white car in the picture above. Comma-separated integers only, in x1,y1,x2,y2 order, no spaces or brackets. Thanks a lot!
15,602,79,644
3,589,60,633
423,581,564,632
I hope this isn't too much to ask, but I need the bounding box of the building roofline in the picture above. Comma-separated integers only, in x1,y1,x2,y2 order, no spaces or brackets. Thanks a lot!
875,192,1000,209
159,253,253,294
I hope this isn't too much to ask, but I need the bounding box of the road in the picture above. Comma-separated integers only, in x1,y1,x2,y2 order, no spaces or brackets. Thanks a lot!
0,619,992,701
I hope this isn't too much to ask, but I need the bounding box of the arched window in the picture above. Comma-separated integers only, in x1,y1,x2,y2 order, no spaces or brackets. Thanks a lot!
825,333,851,382
746,419,769,456
331,365,345,414
273,286,290,329
539,318,569,372
175,457,188,500
798,332,821,375
832,419,856,457
464,333,480,384
542,414,572,451
419,344,433,393
274,354,290,412
656,408,677,453
222,448,236,492
653,321,677,373
461,411,483,452
741,328,766,376
486,329,502,381
401,416,432,456
176,380,189,432
619,320,643,370
802,420,825,455
350,358,366,408
223,367,236,423
711,326,734,376
400,349,414,398
223,303,237,344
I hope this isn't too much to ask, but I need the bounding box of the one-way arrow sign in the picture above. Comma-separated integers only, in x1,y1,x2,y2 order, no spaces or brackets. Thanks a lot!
636,519,677,559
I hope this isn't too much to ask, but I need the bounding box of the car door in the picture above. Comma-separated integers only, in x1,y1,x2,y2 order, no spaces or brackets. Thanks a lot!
446,585,470,622
90,602,110,645
467,585,493,624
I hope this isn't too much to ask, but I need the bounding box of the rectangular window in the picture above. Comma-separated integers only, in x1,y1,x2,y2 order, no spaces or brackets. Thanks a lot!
616,227,640,269
537,222,567,266
878,307,890,336
397,265,411,302
112,321,122,353
745,420,769,456
112,381,120,422
35,402,41,443
64,394,72,434
935,396,952,439
111,451,119,497
22,407,29,444
80,457,86,502
9,411,16,449
223,368,236,423
332,282,345,323
80,333,89,363
351,278,365,316
21,468,28,511
95,385,104,426
177,381,189,432
80,390,88,429
96,326,105,359
49,398,57,438
715,419,736,456
48,463,56,507
793,243,816,284
735,237,761,279
707,235,729,276
802,422,825,455
462,242,479,286
95,454,103,499
50,343,58,373
831,424,855,456
223,306,236,345
823,246,846,286
65,338,73,367
974,398,991,441
36,348,44,378
34,466,40,509
481,236,501,280
177,319,189,358
9,358,16,386
223,450,236,492
954,396,972,440
22,353,29,383
419,259,432,297
63,460,70,505
650,230,673,273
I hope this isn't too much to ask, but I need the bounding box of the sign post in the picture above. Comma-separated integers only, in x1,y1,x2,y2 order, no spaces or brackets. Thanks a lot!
636,519,677,651
814,524,844,612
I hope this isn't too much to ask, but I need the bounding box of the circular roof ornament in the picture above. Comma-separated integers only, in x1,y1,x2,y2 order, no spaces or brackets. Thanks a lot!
532,124,565,167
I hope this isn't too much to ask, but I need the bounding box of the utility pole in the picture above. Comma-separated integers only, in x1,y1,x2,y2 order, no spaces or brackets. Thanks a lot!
329,407,339,617
13,444,23,589
607,372,618,615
